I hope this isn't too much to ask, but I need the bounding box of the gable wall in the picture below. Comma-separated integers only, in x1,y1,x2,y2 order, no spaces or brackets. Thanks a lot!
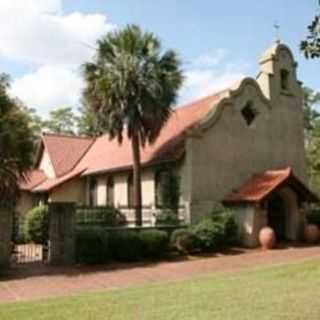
186,78,305,220
49,178,86,204
39,149,56,178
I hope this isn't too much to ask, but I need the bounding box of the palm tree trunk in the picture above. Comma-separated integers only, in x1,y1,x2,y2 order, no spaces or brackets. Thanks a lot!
131,133,142,226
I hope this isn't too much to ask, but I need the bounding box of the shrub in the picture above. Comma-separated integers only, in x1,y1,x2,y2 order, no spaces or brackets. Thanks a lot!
155,210,180,226
171,228,198,254
211,208,239,245
139,230,169,259
24,206,49,244
109,231,143,262
75,227,110,265
192,219,225,252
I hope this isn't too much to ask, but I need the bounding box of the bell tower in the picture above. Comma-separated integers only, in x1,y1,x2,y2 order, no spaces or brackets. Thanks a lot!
257,43,302,104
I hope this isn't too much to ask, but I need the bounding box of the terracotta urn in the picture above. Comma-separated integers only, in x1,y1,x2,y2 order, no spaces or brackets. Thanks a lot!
259,227,276,250
304,224,320,244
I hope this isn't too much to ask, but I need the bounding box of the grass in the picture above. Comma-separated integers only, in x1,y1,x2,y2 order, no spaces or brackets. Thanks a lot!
1,260,320,319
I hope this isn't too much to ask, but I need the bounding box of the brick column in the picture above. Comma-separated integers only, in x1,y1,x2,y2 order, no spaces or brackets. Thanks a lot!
48,203,75,265
0,206,13,268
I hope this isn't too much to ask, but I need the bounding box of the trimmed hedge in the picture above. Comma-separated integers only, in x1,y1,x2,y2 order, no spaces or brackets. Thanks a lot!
75,227,110,265
75,228,171,264
109,231,143,262
140,230,169,259
75,208,239,265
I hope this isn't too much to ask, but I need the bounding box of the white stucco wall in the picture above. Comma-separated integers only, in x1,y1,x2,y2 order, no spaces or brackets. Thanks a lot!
49,178,85,204
185,44,306,222
39,149,56,178
97,176,107,206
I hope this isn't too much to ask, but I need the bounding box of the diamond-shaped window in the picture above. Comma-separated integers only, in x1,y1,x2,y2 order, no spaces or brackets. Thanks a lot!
241,102,257,126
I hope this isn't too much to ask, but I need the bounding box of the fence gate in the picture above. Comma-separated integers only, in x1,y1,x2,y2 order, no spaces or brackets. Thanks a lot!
11,243,48,265
11,212,48,266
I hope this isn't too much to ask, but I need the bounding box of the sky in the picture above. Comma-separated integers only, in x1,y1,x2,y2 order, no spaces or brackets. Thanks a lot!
0,0,319,117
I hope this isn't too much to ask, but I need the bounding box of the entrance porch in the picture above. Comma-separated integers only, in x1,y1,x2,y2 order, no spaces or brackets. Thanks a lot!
224,167,319,247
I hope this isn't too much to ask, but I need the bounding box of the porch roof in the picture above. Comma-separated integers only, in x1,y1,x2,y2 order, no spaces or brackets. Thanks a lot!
19,170,47,192
223,167,319,204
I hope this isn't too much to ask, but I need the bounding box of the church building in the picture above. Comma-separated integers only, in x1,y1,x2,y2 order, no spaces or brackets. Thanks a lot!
18,43,318,247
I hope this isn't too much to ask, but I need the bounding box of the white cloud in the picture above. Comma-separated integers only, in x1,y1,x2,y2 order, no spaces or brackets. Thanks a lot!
192,49,226,68
0,0,61,15
11,65,83,115
180,50,248,104
0,0,115,115
0,1,115,66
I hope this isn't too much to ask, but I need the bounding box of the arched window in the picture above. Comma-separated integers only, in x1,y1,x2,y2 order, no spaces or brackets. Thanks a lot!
106,175,114,206
241,101,257,126
127,173,134,208
280,69,289,91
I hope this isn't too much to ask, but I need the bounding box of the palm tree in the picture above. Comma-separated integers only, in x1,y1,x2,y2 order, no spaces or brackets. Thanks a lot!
0,74,35,207
82,25,183,226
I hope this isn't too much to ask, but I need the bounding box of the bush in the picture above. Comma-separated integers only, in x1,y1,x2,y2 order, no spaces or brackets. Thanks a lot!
139,230,169,259
75,227,110,265
109,231,143,262
192,219,225,252
171,228,198,254
211,208,239,246
24,206,49,244
155,210,180,226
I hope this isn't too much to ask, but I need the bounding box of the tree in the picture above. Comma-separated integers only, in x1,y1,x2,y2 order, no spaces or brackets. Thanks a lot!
0,74,35,206
77,103,100,137
21,105,44,137
82,25,183,225
303,86,320,145
43,107,77,135
303,87,320,193
301,3,320,58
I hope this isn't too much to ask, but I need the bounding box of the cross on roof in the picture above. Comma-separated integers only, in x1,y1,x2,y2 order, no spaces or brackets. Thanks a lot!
274,22,281,44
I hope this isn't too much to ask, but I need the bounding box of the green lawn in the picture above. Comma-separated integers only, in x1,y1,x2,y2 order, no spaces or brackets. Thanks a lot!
1,260,320,320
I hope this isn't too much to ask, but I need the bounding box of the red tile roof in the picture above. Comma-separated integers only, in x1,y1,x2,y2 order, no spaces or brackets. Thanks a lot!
19,170,47,191
27,89,230,192
33,168,86,193
42,133,94,177
224,167,318,203
77,90,229,176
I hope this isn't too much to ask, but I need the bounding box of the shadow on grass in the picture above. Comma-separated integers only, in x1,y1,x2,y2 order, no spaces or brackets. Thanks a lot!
1,242,310,281
1,247,248,281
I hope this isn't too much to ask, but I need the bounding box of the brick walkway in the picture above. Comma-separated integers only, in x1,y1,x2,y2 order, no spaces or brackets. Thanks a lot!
1,245,320,304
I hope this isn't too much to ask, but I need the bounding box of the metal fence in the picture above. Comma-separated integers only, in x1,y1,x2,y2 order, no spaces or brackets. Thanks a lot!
76,205,186,227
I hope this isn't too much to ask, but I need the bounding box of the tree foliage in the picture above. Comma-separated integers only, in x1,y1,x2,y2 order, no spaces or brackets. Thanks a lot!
42,107,77,135
82,24,183,225
77,103,100,137
303,86,320,194
0,74,35,206
301,13,320,59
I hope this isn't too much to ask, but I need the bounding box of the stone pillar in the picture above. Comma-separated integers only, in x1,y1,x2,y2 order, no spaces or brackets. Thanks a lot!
0,206,13,268
48,202,75,265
